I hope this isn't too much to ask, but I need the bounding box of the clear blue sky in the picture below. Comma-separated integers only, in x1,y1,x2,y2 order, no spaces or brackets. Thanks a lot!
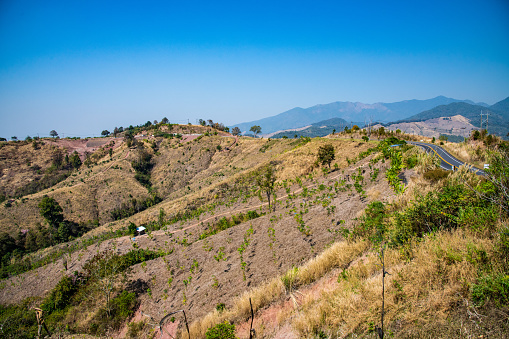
1,0,508,138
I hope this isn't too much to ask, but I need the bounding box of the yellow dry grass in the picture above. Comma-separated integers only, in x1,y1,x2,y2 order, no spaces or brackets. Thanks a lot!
290,228,495,337
413,149,440,174
366,187,381,201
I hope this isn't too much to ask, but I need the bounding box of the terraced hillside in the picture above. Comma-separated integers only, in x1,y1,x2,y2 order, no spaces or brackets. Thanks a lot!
0,126,507,339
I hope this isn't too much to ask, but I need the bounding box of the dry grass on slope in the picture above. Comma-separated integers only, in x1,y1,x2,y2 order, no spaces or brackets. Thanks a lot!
290,227,500,338
0,142,150,234
105,138,373,234
184,239,369,338
0,140,57,197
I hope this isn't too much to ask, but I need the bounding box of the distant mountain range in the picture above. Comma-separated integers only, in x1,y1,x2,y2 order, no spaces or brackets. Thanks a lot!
269,118,354,139
232,96,491,135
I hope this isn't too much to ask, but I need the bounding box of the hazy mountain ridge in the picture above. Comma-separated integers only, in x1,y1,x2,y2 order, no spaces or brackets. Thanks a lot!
233,96,490,135
489,96,509,118
270,118,356,138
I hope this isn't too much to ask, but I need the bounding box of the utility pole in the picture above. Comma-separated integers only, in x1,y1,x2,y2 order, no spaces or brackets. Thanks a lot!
480,110,490,134
486,112,489,134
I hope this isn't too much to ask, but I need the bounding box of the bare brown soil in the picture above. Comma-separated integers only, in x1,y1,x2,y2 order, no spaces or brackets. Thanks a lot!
55,137,120,159
385,115,477,139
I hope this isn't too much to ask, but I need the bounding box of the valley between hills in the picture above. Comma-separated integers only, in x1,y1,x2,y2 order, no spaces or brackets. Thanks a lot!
0,122,508,338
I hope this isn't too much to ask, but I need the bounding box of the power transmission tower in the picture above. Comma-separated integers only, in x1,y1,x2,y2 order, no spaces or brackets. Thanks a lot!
480,110,490,134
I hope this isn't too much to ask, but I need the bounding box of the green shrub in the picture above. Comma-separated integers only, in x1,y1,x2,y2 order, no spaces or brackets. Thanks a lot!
206,321,237,339
128,222,137,236
199,210,261,240
471,273,509,307
351,201,386,243
216,303,226,312
246,210,260,219
0,300,39,339
88,290,138,334
42,275,80,313
457,204,500,234
392,184,477,244
111,195,163,220
495,226,509,271
134,173,151,187
112,290,137,319
127,320,148,338
404,153,418,169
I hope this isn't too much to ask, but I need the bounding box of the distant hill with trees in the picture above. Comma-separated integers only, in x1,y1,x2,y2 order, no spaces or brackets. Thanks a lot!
397,97,509,138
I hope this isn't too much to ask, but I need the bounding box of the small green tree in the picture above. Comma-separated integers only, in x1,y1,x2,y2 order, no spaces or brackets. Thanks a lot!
57,222,71,242
124,132,136,148
250,125,261,138
39,196,64,228
471,130,481,140
231,127,241,136
161,117,169,124
49,130,58,138
205,321,237,339
473,147,509,215
101,130,110,137
317,144,335,169
51,149,64,169
0,232,17,260
85,250,130,318
69,151,82,169
158,208,166,228
127,222,137,236
256,164,277,212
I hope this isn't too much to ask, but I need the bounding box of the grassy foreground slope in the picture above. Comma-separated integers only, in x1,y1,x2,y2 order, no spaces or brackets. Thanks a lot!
188,138,509,339
1,127,508,338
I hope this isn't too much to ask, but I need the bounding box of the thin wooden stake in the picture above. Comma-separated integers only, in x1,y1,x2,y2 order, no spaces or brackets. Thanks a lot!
249,298,255,339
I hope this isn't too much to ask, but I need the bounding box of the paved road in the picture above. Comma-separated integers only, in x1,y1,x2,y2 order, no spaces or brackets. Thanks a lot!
408,141,486,176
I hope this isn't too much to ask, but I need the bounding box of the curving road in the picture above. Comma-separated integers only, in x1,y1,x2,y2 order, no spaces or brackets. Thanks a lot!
408,141,485,176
